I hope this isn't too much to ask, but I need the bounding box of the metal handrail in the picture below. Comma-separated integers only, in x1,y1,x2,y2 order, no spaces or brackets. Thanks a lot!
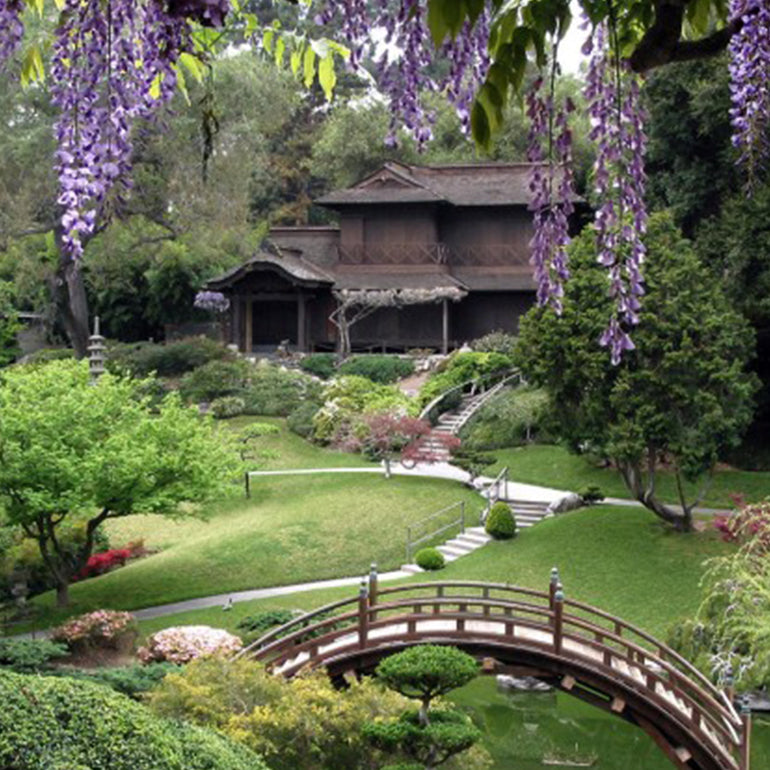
405,501,465,563
481,466,509,520
418,367,522,426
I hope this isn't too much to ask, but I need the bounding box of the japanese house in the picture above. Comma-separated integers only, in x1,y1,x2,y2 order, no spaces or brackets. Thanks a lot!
208,161,549,354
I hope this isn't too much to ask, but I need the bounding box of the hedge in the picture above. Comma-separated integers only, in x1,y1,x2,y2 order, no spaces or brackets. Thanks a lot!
0,669,268,770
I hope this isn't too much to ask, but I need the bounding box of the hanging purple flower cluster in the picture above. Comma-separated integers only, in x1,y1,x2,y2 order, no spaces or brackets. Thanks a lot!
194,290,230,313
50,0,192,259
315,0,490,146
0,0,24,68
583,21,648,365
526,76,575,313
728,0,770,186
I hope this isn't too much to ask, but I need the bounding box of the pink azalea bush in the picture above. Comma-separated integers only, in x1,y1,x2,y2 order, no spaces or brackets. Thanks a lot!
51,609,137,652
137,625,243,664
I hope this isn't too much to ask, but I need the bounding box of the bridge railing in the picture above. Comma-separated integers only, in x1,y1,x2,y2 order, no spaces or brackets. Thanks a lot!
239,574,748,770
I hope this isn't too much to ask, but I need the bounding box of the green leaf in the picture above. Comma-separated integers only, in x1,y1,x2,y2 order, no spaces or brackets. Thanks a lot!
303,46,316,89
179,52,205,84
172,63,191,106
274,36,286,67
318,53,336,101
149,73,162,101
262,28,275,54
20,45,45,87
470,100,491,151
290,48,302,76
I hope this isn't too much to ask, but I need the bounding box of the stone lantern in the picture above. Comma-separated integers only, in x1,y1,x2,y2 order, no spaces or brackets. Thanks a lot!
88,316,106,382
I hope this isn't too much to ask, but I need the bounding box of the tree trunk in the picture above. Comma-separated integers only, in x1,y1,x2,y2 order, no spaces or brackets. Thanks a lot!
384,456,392,479
51,230,90,357
618,460,693,532
56,581,70,608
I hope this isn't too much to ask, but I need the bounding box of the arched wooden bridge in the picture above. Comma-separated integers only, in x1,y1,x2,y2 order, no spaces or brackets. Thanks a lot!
239,570,751,770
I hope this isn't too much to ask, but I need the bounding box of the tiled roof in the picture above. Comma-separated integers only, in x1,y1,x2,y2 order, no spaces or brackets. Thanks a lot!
206,246,334,289
317,161,547,207
333,269,467,291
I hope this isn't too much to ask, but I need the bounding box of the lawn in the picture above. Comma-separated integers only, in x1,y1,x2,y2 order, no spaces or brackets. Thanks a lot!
485,444,770,508
136,504,729,642
218,415,375,470
28,473,482,626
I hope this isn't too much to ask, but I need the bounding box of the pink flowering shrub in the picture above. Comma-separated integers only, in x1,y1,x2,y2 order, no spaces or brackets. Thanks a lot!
714,497,770,553
137,625,243,665
51,610,137,653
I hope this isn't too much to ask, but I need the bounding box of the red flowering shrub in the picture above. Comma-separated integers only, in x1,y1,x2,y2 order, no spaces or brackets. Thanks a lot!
72,543,149,581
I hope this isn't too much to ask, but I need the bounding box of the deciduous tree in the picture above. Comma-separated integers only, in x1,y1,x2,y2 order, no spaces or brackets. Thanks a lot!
0,360,235,605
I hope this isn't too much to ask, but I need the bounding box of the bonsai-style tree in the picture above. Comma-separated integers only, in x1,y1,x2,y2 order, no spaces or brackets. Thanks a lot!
363,645,480,770
0,360,236,606
517,212,758,532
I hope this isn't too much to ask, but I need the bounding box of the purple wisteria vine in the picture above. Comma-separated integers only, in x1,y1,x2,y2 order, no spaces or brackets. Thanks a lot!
583,19,648,365
0,0,23,68
315,0,490,146
194,290,230,312
51,0,194,259
526,71,575,313
728,0,770,187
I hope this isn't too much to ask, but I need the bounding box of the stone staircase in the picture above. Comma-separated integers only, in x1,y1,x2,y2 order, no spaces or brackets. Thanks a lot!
400,526,491,574
506,499,551,529
412,393,486,462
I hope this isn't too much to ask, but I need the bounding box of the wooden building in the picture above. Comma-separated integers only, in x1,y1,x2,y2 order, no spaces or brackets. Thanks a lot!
208,162,546,354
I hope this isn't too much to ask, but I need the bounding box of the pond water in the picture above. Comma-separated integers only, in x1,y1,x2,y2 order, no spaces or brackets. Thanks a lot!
449,677,770,769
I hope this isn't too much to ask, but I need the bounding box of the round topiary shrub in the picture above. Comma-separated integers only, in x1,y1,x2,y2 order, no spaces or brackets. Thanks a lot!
485,502,517,540
210,396,246,419
415,547,445,571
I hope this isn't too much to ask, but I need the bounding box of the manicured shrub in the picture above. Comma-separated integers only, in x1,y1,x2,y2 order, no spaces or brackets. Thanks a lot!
237,609,297,638
338,355,415,384
58,662,177,699
109,336,232,377
419,351,514,407
578,485,605,505
312,375,416,442
138,625,243,664
22,347,75,364
415,547,445,571
300,352,336,379
210,395,246,418
241,362,323,416
451,449,497,479
0,668,266,770
73,547,132,581
180,358,252,402
485,502,517,540
286,401,321,438
51,610,137,654
0,639,68,672
470,330,519,358
460,387,551,449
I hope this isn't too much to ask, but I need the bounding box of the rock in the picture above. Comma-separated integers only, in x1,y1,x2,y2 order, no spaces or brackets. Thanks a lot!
497,674,553,693
547,492,583,514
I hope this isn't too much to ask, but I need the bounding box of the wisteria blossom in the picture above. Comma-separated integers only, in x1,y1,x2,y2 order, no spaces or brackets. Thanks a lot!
583,21,648,365
316,0,490,146
728,0,770,186
526,74,575,313
0,0,23,67
51,0,192,259
195,290,231,312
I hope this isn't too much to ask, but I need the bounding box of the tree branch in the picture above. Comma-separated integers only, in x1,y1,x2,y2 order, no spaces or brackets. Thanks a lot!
628,1,742,73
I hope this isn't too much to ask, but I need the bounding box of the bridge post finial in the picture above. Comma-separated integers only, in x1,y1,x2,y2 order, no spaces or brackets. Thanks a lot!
739,697,752,770
552,588,564,655
369,563,378,607
358,578,369,650
549,567,560,609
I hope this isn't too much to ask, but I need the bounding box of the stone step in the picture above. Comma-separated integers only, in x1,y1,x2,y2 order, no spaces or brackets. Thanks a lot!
438,543,473,557
400,563,424,574
455,532,491,547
